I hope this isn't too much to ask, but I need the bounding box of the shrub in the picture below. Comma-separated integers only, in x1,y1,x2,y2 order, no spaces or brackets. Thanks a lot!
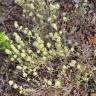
2,0,96,95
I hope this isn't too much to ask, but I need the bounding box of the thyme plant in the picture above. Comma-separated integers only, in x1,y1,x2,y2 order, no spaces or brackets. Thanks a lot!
2,0,96,95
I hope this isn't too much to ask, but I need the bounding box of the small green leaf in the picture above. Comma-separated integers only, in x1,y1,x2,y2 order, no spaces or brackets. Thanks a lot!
0,32,11,51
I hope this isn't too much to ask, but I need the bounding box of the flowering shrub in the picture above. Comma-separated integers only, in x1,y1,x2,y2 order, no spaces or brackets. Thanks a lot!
5,21,69,94
5,32,95,95
1,0,96,95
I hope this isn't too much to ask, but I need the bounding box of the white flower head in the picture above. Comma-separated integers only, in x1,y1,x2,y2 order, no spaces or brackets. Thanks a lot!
28,31,32,36
50,3,60,9
43,51,47,55
27,78,30,82
13,33,22,43
28,49,32,54
13,55,17,59
30,3,35,9
23,72,27,77
13,83,18,89
11,44,19,53
42,56,46,61
17,45,22,49
10,58,14,61
26,56,32,62
16,66,22,70
48,17,52,22
21,52,26,58
29,12,33,16
51,23,57,30
69,60,76,67
19,26,23,31
55,80,61,88
14,21,18,28
47,80,52,85
63,16,68,22
47,42,51,48
4,35,9,40
5,49,12,54
37,50,40,53
54,32,58,38
70,47,74,52
33,71,38,76
36,13,43,19
39,44,44,49
55,3,60,9
63,65,67,69
77,64,81,69
23,66,27,70
19,41,25,47
49,32,53,37
8,80,14,86
83,77,89,81
59,31,63,34
19,86,23,90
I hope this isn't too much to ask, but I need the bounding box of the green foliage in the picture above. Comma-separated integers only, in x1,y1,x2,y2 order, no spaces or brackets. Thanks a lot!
0,32,10,51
